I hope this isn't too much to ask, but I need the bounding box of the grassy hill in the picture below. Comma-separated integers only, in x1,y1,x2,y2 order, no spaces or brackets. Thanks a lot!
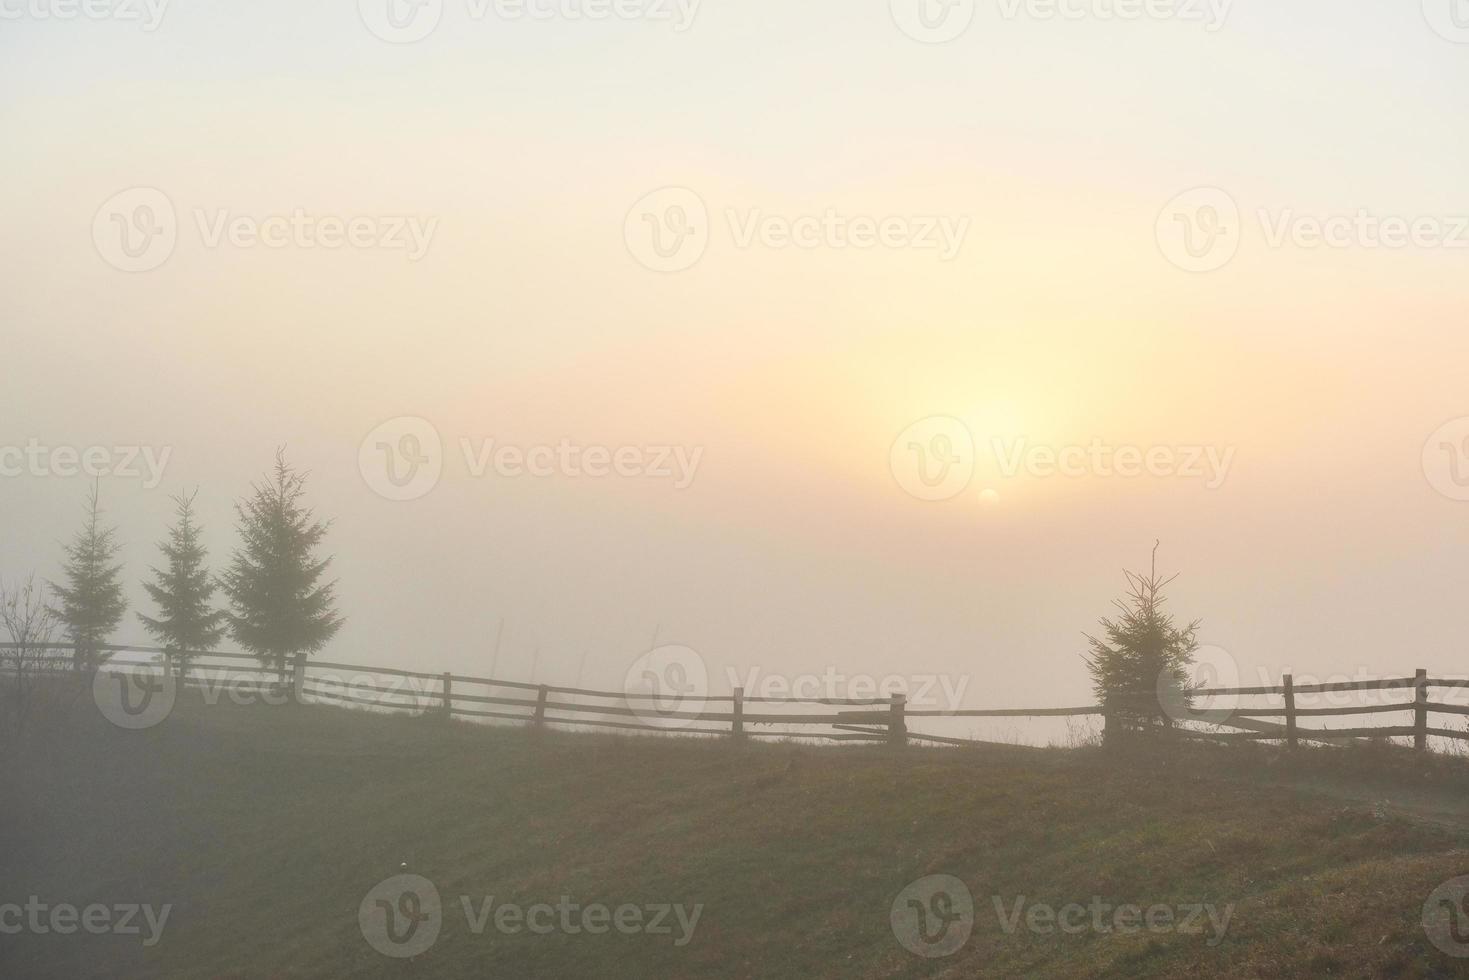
3,691,1469,979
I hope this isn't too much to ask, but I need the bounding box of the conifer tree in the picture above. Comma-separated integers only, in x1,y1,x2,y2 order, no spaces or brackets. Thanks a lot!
219,449,343,682
1082,543,1200,733
139,490,226,677
51,483,127,671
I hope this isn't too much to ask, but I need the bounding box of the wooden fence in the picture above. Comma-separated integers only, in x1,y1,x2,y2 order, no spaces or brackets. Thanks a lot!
6,643,1469,751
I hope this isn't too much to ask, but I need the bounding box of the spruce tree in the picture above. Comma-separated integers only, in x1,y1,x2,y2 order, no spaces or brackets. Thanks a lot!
219,449,343,682
51,483,127,671
1082,544,1200,733
139,490,226,677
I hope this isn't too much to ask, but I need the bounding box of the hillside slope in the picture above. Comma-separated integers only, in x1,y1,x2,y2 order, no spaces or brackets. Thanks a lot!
2,694,1468,979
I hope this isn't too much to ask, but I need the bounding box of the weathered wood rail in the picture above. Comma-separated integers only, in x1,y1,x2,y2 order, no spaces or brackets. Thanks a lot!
6,643,1468,751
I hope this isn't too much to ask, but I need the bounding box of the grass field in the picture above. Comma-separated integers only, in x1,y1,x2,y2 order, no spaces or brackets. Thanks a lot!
3,689,1469,979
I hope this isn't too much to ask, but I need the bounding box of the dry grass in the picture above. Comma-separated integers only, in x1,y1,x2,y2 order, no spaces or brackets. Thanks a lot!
2,690,1469,979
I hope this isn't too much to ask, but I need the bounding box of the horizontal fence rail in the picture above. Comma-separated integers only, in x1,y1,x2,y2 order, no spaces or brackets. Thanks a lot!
4,643,1469,751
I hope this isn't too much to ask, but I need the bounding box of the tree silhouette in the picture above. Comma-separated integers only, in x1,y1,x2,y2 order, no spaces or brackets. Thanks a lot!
139,490,226,679
50,483,127,672
219,449,343,684
1082,543,1200,735
1,574,63,733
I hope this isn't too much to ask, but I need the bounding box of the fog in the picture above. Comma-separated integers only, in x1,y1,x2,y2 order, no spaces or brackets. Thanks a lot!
11,5,1469,980
5,0,1469,719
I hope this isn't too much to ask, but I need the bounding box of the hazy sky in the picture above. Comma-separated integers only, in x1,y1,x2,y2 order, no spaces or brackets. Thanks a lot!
4,0,1469,728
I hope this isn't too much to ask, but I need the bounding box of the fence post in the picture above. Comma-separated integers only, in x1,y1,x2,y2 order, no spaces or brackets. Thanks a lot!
1283,674,1297,750
732,687,745,741
1415,668,1428,752
1102,700,1115,750
291,655,306,704
888,693,907,747
441,672,453,718
533,684,549,729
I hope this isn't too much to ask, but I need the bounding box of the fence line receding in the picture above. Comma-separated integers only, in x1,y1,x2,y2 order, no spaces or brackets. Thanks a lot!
5,643,1468,752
